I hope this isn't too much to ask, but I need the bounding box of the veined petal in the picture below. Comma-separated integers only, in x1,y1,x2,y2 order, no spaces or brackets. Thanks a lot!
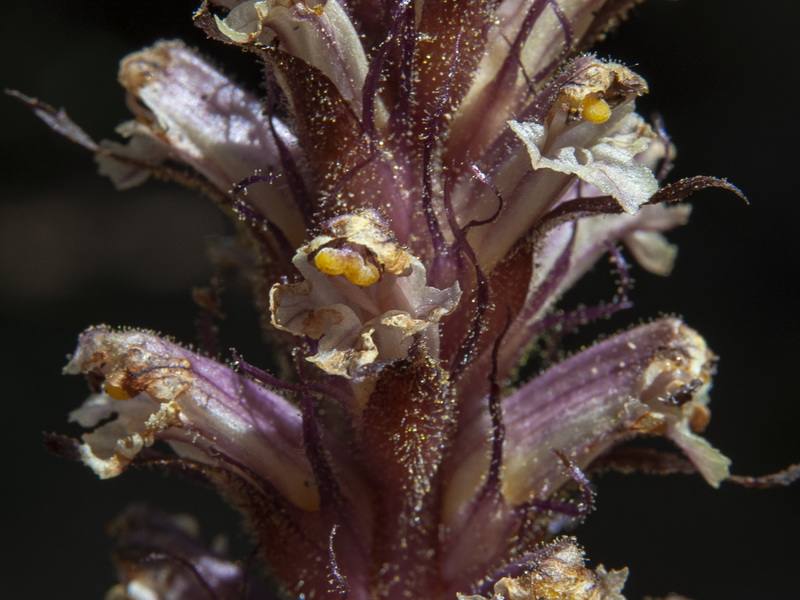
465,202,690,384
207,0,370,115
64,326,319,511
529,203,690,317
450,1,640,161
67,328,373,600
446,319,730,514
98,40,306,245
509,58,657,215
509,107,658,214
506,319,729,500
461,58,654,271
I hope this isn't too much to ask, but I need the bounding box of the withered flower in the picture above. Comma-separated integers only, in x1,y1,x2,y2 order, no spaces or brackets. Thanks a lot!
18,1,798,599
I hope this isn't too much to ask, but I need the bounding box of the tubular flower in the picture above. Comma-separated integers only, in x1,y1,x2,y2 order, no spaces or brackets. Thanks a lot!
26,0,796,599
270,209,461,379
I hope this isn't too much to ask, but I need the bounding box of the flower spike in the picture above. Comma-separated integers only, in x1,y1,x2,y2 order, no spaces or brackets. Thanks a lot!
20,0,795,598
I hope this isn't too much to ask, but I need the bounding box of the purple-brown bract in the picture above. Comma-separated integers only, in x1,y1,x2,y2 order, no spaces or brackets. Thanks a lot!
27,1,795,599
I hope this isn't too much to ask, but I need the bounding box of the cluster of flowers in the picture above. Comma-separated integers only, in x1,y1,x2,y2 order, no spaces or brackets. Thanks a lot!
20,1,796,598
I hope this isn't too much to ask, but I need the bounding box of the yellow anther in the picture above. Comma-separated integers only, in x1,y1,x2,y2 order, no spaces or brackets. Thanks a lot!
314,248,347,276
314,248,380,286
343,260,380,287
581,96,611,124
103,382,133,400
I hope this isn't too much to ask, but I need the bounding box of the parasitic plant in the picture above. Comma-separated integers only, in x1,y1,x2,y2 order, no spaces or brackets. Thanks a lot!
16,1,799,598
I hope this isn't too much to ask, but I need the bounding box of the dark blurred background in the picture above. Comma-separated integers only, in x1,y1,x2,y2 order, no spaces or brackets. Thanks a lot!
2,1,798,598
